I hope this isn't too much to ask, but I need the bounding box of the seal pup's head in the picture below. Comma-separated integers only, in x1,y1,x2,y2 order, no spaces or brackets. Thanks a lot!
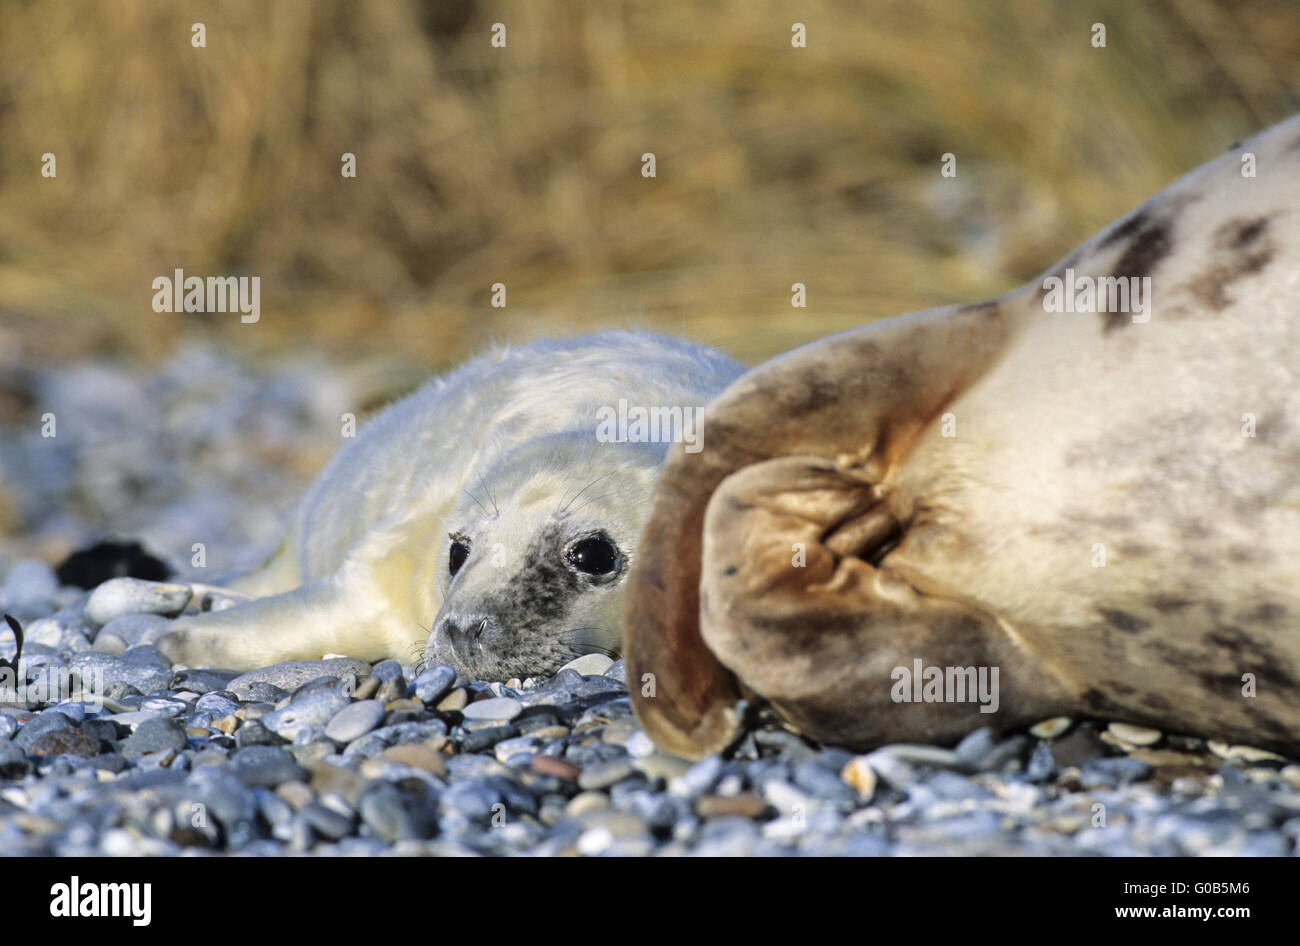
423,431,665,680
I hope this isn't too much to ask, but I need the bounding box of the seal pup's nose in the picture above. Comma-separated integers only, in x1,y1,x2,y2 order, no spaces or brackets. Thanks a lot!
437,613,494,654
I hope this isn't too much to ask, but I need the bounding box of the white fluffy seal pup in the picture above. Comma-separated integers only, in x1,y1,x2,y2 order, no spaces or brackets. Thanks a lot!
159,331,744,676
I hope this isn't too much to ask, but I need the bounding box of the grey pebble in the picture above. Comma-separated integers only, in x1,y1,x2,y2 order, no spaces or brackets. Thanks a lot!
368,660,408,703
96,613,172,648
460,697,522,722
1,558,59,607
461,724,517,753
358,782,435,842
1080,757,1154,788
171,669,239,695
195,692,240,717
792,760,859,807
670,755,725,798
140,696,188,717
301,801,354,840
228,745,308,788
1026,742,1057,782
559,654,613,677
227,659,370,699
15,710,75,750
260,689,349,741
119,716,188,758
412,664,456,705
578,758,635,791
0,740,34,778
324,700,385,743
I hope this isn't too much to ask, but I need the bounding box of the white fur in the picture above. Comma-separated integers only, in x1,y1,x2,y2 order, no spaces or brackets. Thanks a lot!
161,331,744,671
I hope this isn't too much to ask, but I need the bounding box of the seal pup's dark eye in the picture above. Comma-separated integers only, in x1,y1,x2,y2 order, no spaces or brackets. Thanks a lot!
448,539,470,577
566,534,620,577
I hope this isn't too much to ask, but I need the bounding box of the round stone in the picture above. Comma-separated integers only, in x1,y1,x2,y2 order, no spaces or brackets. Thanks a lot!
85,578,192,625
460,697,522,722
261,689,349,741
436,688,468,712
379,744,447,775
227,659,371,699
119,716,188,758
559,654,614,677
324,700,385,743
1029,717,1074,740
695,794,768,818
531,754,581,781
632,753,691,783
1106,722,1162,747
839,757,878,800
577,758,634,791
28,728,101,758
411,665,457,705
229,746,309,788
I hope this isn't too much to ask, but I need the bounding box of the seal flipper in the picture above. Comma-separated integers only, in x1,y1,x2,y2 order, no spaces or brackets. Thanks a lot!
698,456,1073,750
158,578,403,670
625,299,1033,758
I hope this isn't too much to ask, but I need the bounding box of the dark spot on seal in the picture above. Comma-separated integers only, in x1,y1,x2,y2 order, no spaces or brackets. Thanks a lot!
1080,687,1114,713
1098,608,1150,634
957,299,1001,316
1117,543,1154,559
1099,207,1151,250
1101,218,1174,333
1185,216,1276,312
1140,693,1172,711
1205,627,1251,650
776,375,850,420
723,564,739,576
1246,602,1285,625
1225,216,1269,249
1247,662,1299,692
479,521,588,638
1194,670,1234,694
1150,594,1192,613
726,496,755,513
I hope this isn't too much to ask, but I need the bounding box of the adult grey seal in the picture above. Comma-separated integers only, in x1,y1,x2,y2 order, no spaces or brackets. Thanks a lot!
625,113,1300,760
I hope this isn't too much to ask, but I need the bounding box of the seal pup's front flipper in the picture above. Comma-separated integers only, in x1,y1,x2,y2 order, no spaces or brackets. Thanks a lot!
157,579,398,670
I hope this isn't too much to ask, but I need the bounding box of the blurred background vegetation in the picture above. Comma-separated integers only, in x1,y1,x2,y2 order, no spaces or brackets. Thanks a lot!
0,0,1297,376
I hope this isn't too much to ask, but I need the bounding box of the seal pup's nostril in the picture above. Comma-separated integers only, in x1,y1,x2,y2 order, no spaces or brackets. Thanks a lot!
439,614,492,649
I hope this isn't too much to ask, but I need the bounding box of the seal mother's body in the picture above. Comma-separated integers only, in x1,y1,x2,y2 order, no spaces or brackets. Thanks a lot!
626,113,1300,760
159,331,744,676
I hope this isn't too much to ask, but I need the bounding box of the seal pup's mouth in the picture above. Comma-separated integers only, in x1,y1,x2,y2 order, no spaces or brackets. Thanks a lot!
421,617,620,682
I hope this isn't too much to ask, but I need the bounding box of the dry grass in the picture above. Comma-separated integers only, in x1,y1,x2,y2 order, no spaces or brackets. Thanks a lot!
0,0,1297,371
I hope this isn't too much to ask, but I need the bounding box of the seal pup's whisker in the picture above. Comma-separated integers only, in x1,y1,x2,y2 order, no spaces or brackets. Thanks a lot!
557,470,620,516
461,488,491,519
476,470,500,518
559,627,620,660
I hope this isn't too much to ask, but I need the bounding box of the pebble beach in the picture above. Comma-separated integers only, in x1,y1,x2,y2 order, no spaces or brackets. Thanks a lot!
2,349,1298,857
